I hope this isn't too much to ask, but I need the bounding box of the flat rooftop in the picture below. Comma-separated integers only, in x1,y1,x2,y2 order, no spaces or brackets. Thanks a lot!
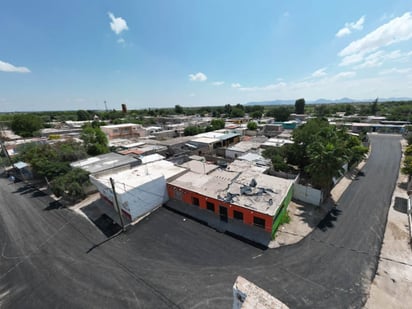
190,137,220,145
169,165,293,216
102,123,140,129
93,160,188,194
70,153,139,174
227,140,263,153
179,160,219,174
262,138,294,147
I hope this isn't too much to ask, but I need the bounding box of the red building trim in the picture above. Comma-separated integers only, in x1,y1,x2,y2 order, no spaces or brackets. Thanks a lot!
99,193,132,220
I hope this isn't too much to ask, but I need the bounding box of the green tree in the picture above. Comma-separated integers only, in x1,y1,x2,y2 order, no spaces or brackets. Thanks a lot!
286,118,330,169
371,98,379,115
305,139,347,192
266,106,291,122
295,98,305,114
344,104,356,116
262,147,289,172
80,125,109,156
250,110,263,119
174,105,184,114
247,121,258,130
51,168,90,201
210,118,225,130
401,156,412,176
314,105,331,117
184,126,201,136
77,110,90,121
230,107,245,118
11,114,43,137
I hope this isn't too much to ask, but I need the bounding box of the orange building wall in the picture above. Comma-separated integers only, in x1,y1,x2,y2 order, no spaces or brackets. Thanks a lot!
167,184,273,232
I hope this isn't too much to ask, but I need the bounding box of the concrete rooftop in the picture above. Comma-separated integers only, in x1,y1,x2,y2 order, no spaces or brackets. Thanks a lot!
169,163,294,216
94,160,187,194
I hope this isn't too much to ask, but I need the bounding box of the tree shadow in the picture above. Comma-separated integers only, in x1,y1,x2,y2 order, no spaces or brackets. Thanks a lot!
31,190,47,198
44,200,64,211
294,200,330,229
317,207,343,232
397,181,408,191
12,184,35,194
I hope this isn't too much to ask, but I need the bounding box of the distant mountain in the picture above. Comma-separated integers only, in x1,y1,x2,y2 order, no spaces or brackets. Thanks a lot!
245,97,412,106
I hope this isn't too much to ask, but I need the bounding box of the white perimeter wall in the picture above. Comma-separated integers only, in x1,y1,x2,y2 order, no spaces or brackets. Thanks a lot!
293,183,323,206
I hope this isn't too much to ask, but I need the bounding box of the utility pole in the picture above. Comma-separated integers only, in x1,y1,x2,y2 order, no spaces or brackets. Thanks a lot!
110,177,126,232
0,140,15,169
104,101,108,112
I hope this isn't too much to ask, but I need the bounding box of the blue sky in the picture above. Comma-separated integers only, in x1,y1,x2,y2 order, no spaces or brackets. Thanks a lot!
1,0,412,112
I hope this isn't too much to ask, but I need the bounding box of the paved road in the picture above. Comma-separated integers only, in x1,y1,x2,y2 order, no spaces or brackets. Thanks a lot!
0,134,401,308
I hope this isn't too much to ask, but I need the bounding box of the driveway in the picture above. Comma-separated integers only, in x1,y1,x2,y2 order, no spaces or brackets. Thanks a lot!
0,134,401,308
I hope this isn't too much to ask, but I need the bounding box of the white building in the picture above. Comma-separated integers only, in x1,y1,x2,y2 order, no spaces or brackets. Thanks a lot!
90,160,187,221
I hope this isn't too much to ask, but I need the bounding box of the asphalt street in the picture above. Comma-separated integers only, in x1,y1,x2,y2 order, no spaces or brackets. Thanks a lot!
0,134,402,308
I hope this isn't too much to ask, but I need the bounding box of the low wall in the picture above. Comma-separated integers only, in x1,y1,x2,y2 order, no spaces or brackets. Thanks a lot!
293,183,323,206
408,196,412,248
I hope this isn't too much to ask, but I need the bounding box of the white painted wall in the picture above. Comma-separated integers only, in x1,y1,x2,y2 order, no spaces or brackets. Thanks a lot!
226,148,244,159
90,174,168,220
293,183,323,206
118,175,167,220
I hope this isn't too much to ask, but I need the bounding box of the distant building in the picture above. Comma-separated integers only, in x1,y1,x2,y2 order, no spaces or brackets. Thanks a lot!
70,152,139,175
225,139,265,159
101,123,147,140
261,138,294,149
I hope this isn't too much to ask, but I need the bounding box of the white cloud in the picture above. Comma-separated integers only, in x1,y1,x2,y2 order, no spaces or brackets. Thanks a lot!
339,52,365,66
355,49,404,69
108,12,129,35
212,81,224,86
339,12,412,57
231,83,241,88
238,82,287,92
334,71,356,79
336,16,365,37
379,67,412,75
352,16,365,30
189,72,207,81
0,60,30,73
336,28,351,38
311,67,327,77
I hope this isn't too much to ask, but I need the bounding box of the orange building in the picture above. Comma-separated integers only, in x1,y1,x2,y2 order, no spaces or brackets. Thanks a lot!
166,160,294,245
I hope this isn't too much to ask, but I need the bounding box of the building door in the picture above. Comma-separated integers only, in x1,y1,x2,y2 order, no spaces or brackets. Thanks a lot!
219,206,228,222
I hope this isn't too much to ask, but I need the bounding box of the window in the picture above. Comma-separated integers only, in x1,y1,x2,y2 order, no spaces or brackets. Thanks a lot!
174,190,182,201
206,202,215,212
192,197,200,206
233,210,244,221
253,217,265,229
